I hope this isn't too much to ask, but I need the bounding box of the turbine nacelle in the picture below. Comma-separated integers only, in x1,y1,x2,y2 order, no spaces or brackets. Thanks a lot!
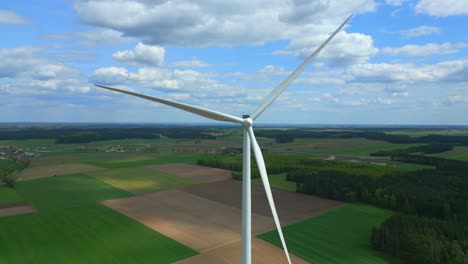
242,117,253,128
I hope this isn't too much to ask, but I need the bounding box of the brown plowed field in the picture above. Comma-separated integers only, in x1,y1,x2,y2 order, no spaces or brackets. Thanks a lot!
0,204,36,218
103,173,344,263
103,190,275,252
174,238,309,264
182,179,345,225
146,163,232,183
17,163,104,180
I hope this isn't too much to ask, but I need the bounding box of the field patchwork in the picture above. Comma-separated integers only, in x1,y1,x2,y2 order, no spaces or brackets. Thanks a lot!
147,163,232,183
87,154,211,168
259,203,398,264
103,189,275,252
16,162,104,180
0,204,197,264
182,179,345,225
16,174,133,210
87,166,197,194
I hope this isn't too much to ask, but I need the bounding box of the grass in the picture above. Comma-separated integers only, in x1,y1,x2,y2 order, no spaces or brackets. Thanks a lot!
0,159,19,171
0,204,197,263
274,138,424,156
87,154,212,169
253,173,296,192
0,187,24,205
429,146,468,161
259,204,398,264
15,174,132,210
87,167,197,194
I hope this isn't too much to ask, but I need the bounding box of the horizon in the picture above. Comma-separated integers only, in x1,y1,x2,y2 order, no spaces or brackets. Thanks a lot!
1,121,468,128
1,1,467,125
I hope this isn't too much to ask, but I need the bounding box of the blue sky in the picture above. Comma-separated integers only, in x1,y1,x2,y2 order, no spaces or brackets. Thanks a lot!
1,0,467,124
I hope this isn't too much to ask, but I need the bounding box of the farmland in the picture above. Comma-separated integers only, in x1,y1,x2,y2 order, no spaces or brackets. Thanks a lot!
259,204,398,264
15,174,133,210
87,166,197,194
0,125,467,263
0,187,24,205
0,204,197,264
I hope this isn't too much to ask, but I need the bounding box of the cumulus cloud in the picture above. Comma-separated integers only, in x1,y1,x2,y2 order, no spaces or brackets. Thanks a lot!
381,42,467,56
169,58,211,68
90,67,129,84
276,31,378,66
346,59,468,83
113,42,165,66
0,46,91,94
76,28,134,46
415,0,468,16
74,0,377,65
0,10,28,24
399,26,441,38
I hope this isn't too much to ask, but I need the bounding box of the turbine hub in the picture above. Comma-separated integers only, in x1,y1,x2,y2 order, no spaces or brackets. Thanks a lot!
242,117,253,128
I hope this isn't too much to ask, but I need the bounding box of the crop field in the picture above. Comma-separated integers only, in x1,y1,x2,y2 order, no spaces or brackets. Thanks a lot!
429,146,468,161
0,204,197,264
0,187,24,205
87,154,211,169
252,173,296,192
87,166,197,194
270,138,423,156
16,174,133,210
147,163,232,183
16,163,104,180
259,204,398,264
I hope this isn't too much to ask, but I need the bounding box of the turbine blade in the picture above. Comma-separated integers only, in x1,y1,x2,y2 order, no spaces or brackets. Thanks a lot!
95,85,244,124
251,14,353,120
247,127,292,264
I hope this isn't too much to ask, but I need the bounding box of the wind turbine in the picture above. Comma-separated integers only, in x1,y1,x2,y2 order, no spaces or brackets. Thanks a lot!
96,15,352,264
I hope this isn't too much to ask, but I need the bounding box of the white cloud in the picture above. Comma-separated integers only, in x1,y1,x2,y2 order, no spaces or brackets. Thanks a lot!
399,26,441,38
113,42,165,66
169,59,211,68
415,0,468,16
76,28,134,46
74,0,376,49
276,31,378,66
386,0,406,6
346,59,468,83
0,10,28,24
381,42,466,56
0,46,93,95
90,67,129,84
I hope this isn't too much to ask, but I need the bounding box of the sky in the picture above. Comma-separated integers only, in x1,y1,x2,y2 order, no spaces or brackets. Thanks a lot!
0,0,467,125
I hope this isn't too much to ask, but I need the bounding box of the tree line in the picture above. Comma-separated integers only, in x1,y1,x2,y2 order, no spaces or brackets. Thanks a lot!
198,153,468,263
0,127,219,143
256,129,468,147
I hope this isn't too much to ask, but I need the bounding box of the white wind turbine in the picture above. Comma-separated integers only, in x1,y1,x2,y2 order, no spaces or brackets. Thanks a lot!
96,15,352,264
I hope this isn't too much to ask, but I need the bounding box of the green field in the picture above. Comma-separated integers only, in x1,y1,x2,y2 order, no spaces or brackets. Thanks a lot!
273,138,423,156
429,146,468,161
0,159,19,171
253,173,296,192
87,154,211,168
0,204,197,263
16,174,133,210
0,187,24,205
259,204,398,264
87,167,197,194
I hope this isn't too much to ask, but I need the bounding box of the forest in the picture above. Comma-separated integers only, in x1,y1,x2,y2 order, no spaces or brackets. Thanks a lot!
0,126,217,143
198,152,468,263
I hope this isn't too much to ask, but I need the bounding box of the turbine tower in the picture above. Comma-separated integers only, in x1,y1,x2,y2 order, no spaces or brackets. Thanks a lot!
96,15,352,264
